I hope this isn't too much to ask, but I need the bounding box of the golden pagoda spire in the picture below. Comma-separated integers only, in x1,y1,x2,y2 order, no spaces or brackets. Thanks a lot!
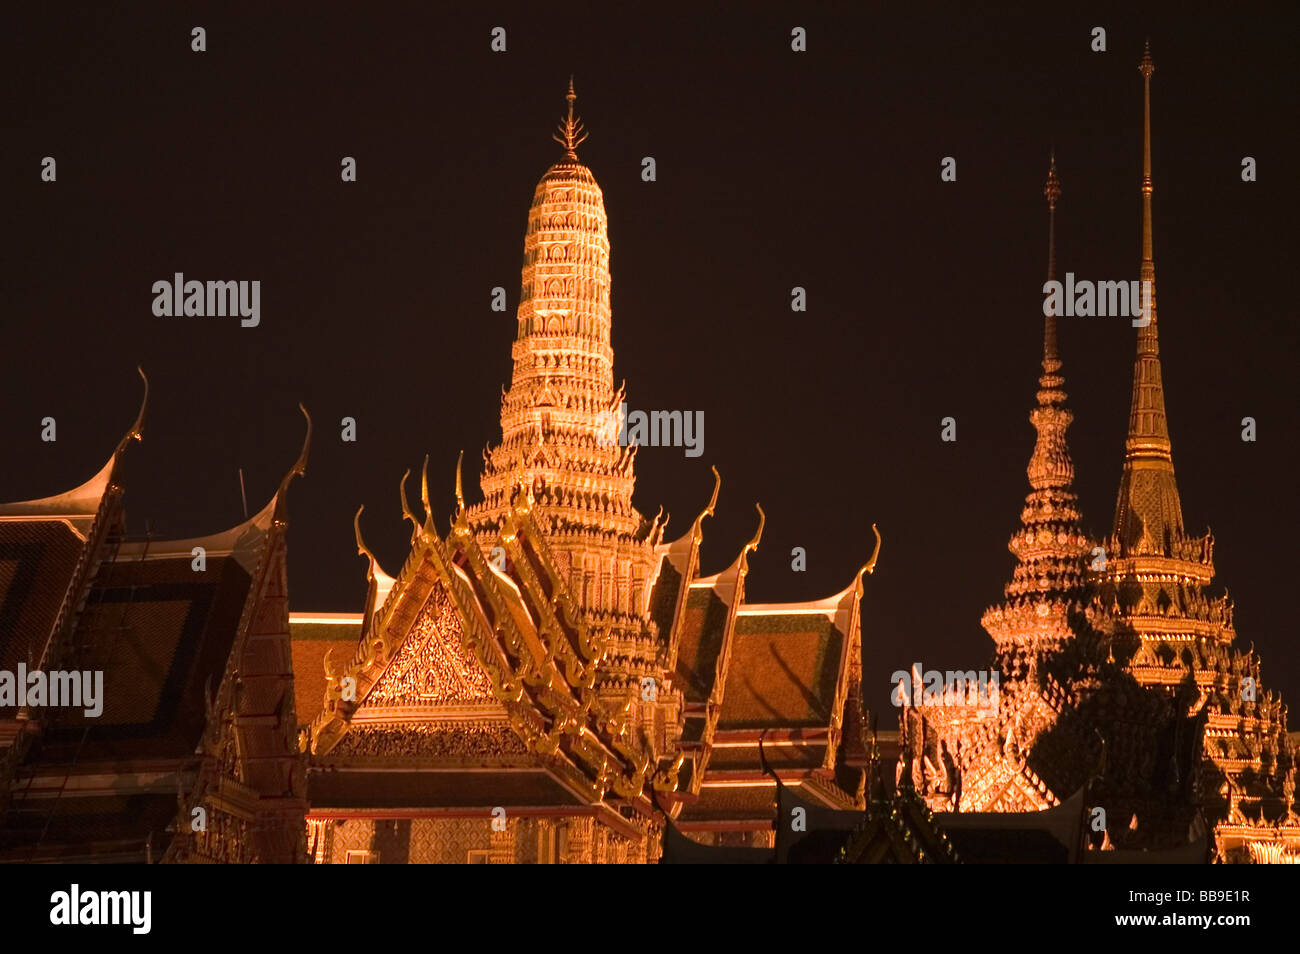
552,76,588,160
980,153,1091,656
1028,152,1073,494
1043,151,1061,365
1112,41,1184,553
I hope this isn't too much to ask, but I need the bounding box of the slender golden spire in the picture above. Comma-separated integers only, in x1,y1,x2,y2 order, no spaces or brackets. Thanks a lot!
1028,151,1073,493
1112,41,1184,551
980,152,1090,656
1137,40,1159,359
1043,150,1061,365
552,76,588,160
1140,42,1155,295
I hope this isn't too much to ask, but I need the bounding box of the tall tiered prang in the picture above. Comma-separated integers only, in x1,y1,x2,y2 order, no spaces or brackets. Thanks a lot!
468,83,658,653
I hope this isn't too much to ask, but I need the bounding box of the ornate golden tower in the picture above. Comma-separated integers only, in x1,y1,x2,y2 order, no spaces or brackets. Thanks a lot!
467,80,665,706
1095,44,1233,678
910,155,1104,814
1092,44,1297,860
980,154,1093,662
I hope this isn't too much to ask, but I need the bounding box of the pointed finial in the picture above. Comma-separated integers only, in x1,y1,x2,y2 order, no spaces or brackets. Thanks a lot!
399,468,422,542
1044,150,1061,211
1043,151,1061,363
272,404,312,518
420,454,432,527
742,503,766,558
691,466,721,544
454,449,465,516
854,524,883,597
353,505,381,585
1139,39,1155,78
552,76,588,160
114,367,150,458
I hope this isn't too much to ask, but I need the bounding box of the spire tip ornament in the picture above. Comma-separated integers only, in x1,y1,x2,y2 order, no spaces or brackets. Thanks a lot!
552,76,588,160
1044,150,1061,211
1139,39,1155,78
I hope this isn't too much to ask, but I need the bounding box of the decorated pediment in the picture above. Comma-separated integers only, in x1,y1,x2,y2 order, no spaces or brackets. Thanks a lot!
363,580,497,708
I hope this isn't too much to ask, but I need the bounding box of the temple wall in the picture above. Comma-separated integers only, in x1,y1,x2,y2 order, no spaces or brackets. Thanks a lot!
312,815,652,863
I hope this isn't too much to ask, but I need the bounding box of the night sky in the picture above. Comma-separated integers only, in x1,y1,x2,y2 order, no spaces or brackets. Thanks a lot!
5,4,1298,715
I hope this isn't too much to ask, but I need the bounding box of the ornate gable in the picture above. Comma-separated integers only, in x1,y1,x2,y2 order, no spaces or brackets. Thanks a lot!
364,581,496,707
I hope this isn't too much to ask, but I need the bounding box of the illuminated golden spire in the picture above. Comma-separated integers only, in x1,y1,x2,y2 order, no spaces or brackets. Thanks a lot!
1113,41,1184,552
980,153,1091,656
1043,150,1061,365
470,75,648,554
552,76,588,160
1028,152,1073,493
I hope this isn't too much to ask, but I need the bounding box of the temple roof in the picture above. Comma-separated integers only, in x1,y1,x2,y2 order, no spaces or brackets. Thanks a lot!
32,548,257,764
290,613,362,728
0,453,116,537
0,370,147,695
0,520,86,678
720,613,847,729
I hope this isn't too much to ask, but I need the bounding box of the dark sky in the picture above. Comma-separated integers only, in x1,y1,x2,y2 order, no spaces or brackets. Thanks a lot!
5,4,1298,715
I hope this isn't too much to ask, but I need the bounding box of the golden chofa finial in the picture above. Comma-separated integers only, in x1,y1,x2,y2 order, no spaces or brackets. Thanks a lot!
853,524,883,598
1139,39,1155,77
353,505,381,585
552,76,588,160
454,449,465,516
743,503,766,558
1044,150,1061,210
420,454,432,527
739,504,766,580
691,466,721,544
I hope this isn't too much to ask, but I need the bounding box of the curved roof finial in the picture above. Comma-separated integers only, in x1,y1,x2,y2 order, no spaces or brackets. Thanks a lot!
552,76,588,160
853,524,883,597
353,505,380,585
274,403,312,509
743,503,766,558
454,449,466,517
399,468,421,542
113,366,150,458
691,465,721,544
420,454,433,529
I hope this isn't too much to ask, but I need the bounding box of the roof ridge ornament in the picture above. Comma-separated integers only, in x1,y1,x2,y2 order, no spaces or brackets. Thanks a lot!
691,466,721,544
399,468,421,543
454,449,465,517
114,366,149,458
853,524,883,598
271,403,312,524
552,76,588,160
420,453,434,532
742,503,766,558
353,505,385,586
738,503,766,580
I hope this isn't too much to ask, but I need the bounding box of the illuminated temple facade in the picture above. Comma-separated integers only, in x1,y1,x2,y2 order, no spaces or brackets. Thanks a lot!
290,84,882,864
3,64,1295,866
901,46,1299,863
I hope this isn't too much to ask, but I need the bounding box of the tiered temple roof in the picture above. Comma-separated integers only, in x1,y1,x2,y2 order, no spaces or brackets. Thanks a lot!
0,376,309,862
292,83,885,863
